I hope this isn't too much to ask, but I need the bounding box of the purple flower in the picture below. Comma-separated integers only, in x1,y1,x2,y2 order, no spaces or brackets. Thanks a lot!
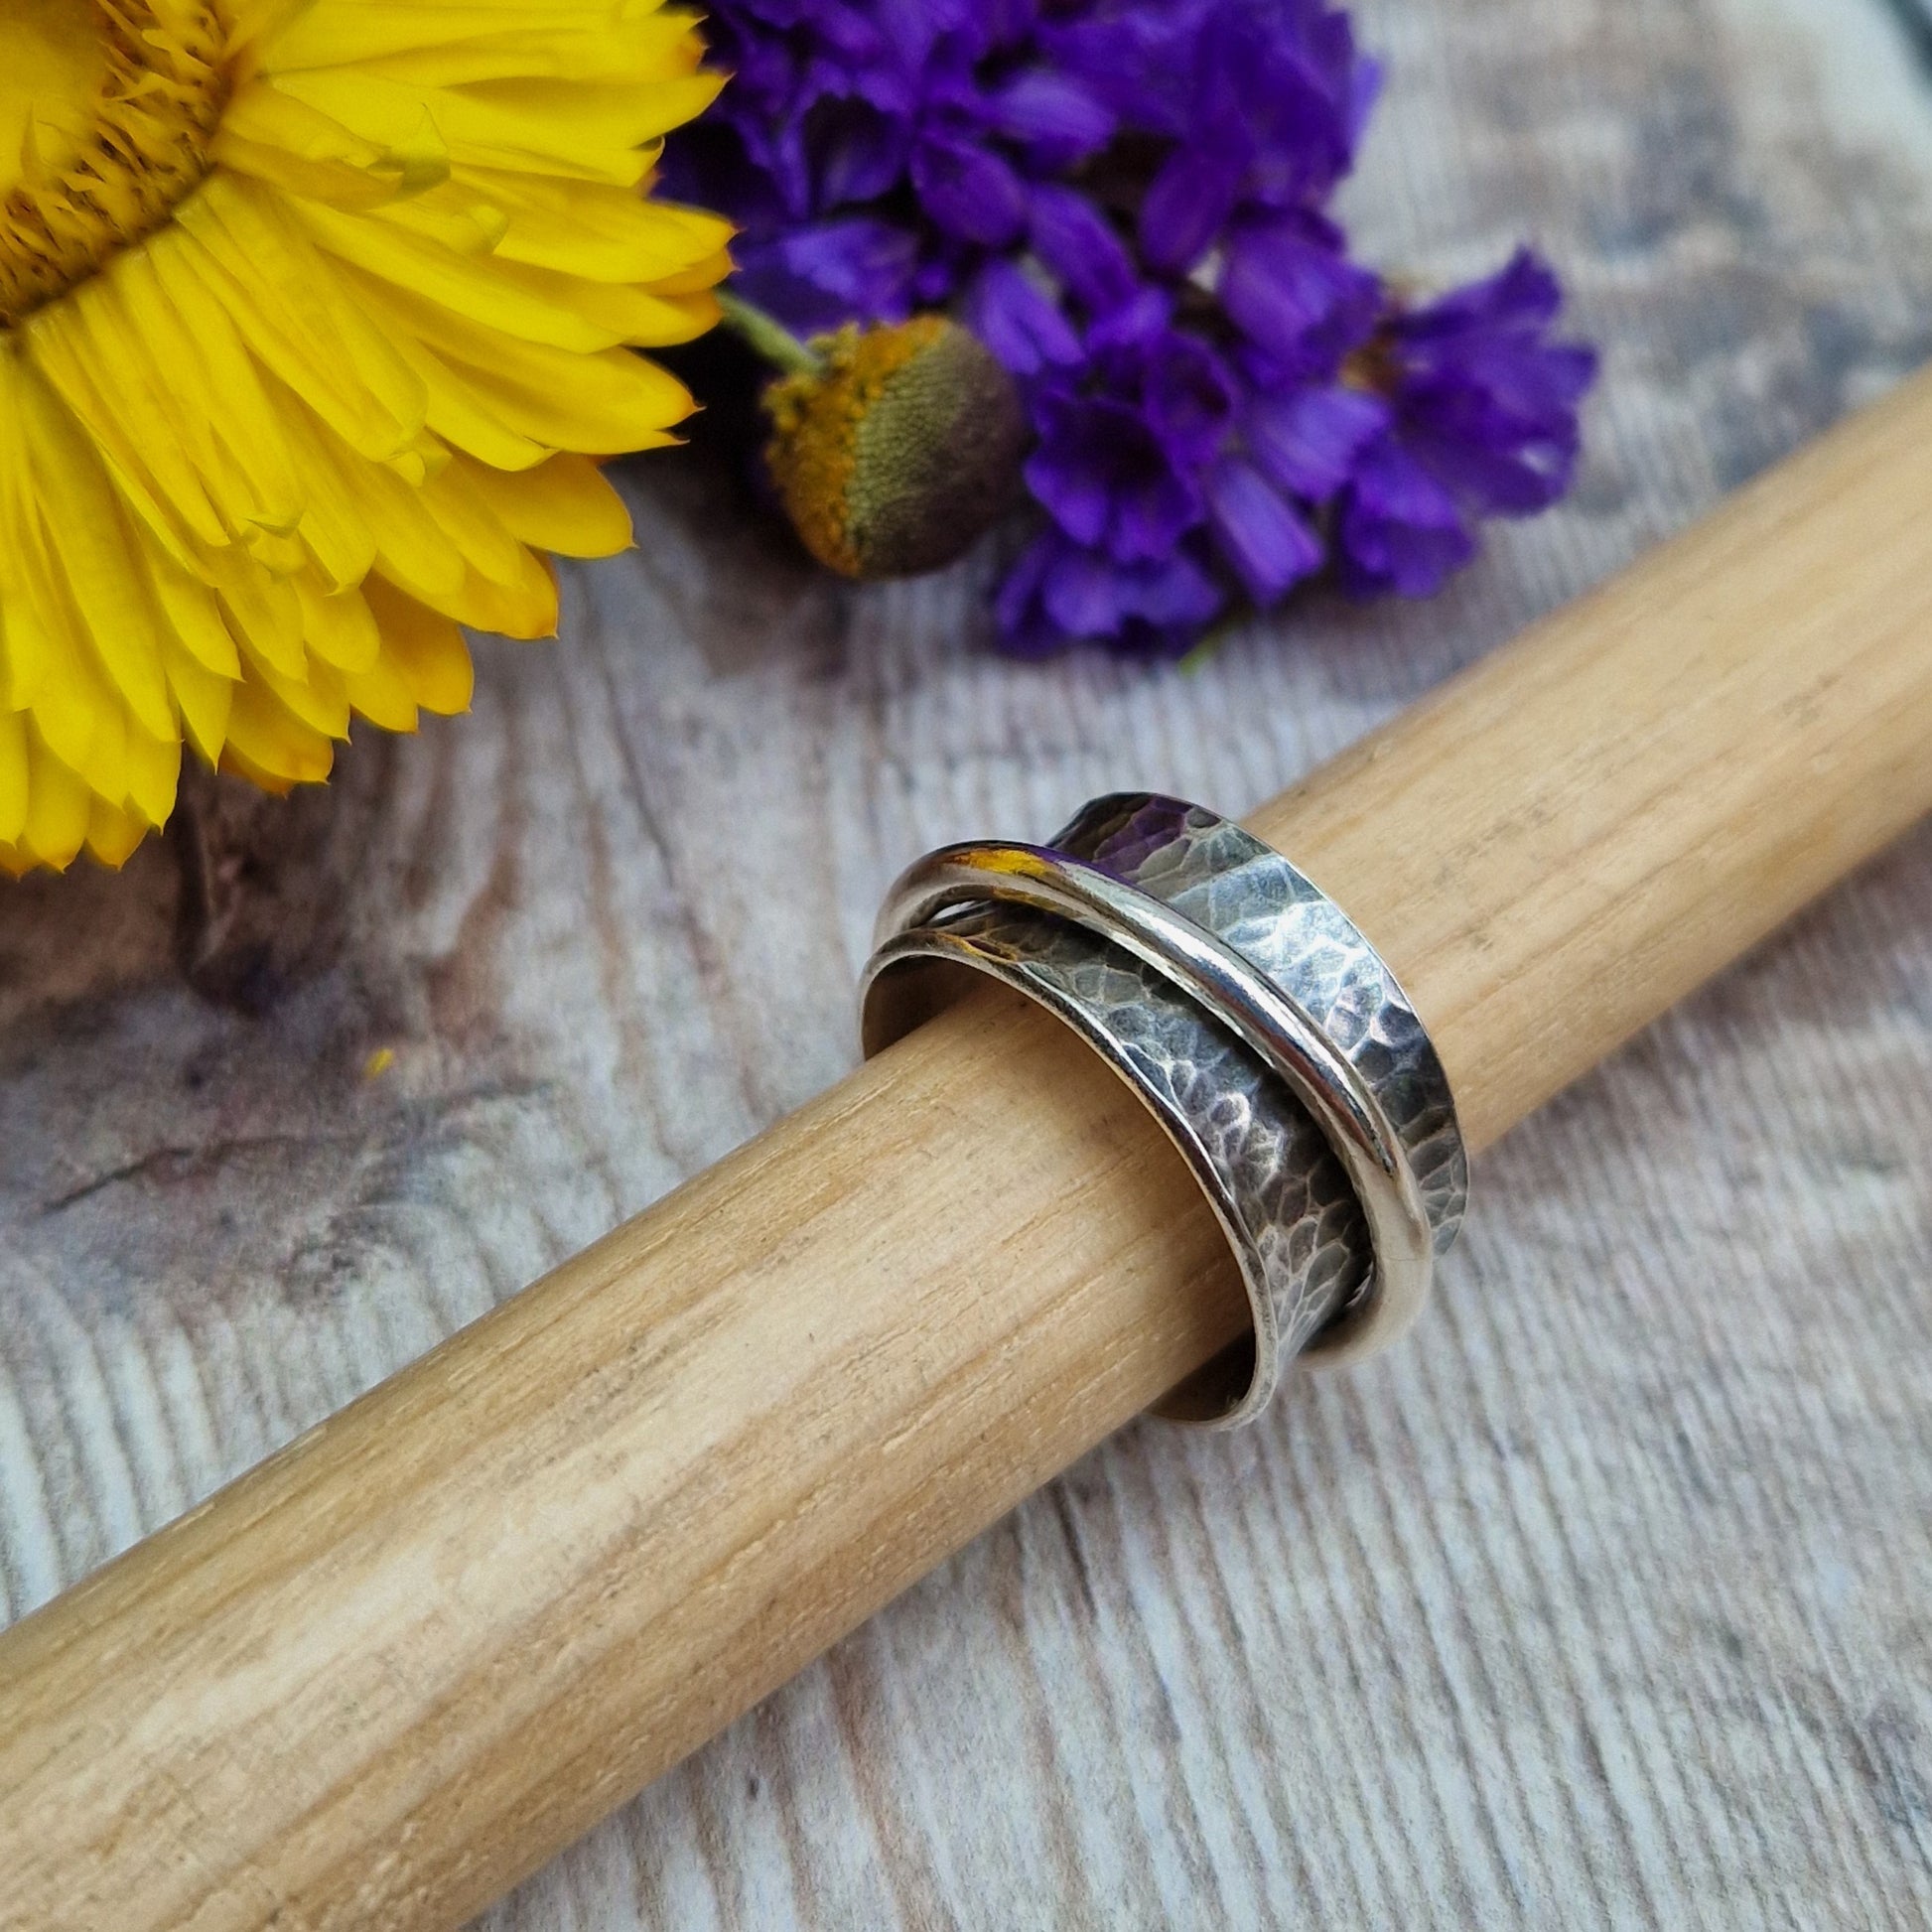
963,259,1081,375
1026,386,1201,561
1335,250,1600,597
671,0,1596,655
996,528,1227,657
1021,327,1237,565
1245,380,1390,498
1335,436,1476,599
1109,1,1376,272
1205,457,1324,606
666,0,1104,324
1218,213,1381,373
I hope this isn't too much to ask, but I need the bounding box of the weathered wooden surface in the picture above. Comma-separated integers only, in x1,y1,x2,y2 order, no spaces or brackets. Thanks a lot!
3,0,1931,1924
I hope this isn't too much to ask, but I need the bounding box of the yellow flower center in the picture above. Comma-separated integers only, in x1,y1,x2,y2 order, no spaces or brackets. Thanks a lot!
0,0,228,328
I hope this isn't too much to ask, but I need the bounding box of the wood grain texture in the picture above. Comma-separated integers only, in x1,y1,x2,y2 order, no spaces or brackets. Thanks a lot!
11,362,1932,1932
3,0,1931,1924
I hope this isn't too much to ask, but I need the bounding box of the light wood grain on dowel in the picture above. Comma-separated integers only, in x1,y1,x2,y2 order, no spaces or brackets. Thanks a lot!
5,368,1932,1932
1253,358,1932,1148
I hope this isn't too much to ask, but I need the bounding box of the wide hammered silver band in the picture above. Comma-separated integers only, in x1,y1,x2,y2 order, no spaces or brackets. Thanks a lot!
859,793,1467,1428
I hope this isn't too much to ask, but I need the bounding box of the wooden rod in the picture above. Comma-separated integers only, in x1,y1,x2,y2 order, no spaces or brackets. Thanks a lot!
5,370,1932,1932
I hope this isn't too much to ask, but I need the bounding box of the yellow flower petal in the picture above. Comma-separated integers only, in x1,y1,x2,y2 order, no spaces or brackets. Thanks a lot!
122,719,181,831
342,651,419,735
272,67,722,184
26,292,225,562
86,795,152,870
174,182,435,466
344,267,697,451
298,199,637,353
212,81,451,210
223,670,339,788
20,735,90,874
12,363,175,745
463,170,734,284
461,453,633,558
114,250,313,552
0,710,29,845
161,632,235,766
266,6,704,86
446,551,559,642
0,0,725,871
365,577,475,714
382,327,554,472
295,580,382,675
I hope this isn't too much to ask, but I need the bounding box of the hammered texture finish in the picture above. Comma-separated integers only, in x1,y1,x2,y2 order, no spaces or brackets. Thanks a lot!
861,793,1466,1425
1058,794,1468,1252
863,903,1368,1424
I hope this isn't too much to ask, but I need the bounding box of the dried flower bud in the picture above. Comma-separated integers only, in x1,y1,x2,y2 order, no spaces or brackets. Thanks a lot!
762,316,1029,580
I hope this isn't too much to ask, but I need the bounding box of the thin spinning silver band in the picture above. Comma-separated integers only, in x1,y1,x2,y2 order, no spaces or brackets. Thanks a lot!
860,792,1467,1428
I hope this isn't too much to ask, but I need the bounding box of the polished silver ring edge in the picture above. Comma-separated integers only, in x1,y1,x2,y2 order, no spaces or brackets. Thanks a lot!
860,923,1291,1412
873,842,1436,1367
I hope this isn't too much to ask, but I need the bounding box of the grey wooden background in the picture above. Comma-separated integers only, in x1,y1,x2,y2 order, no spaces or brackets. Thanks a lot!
4,0,1932,1924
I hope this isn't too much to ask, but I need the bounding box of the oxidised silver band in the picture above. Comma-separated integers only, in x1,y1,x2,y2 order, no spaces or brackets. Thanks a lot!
859,793,1466,1427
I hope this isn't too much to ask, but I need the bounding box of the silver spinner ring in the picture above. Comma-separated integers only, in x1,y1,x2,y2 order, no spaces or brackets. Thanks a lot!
860,793,1466,1428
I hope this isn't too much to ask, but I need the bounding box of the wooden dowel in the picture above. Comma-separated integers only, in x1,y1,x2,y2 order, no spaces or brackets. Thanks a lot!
5,370,1932,1932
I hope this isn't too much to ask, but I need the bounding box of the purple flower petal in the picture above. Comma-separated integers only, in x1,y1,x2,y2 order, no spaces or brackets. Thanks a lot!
1346,54,1384,147
1113,463,1203,559
1195,2,1364,207
1205,457,1323,606
1083,286,1173,357
965,259,1081,375
733,216,923,331
910,131,1028,246
1138,147,1243,275
993,528,1066,656
1336,433,1475,598
996,527,1224,656
1219,216,1379,373
1245,381,1389,499
1046,541,1224,641
1025,387,1201,561
1127,549,1226,631
1037,6,1212,136
1394,246,1563,344
1401,413,1583,515
1350,431,1465,529
1029,183,1138,315
1040,540,1128,636
983,69,1115,169
980,0,1041,49
1143,333,1238,465
802,88,910,205
1372,247,1598,519
1024,430,1114,550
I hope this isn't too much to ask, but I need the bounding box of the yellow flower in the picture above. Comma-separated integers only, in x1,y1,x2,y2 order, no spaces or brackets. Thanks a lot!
0,0,730,874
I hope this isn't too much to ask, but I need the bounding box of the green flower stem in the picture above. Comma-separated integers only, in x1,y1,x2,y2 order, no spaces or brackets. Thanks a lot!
716,288,825,379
